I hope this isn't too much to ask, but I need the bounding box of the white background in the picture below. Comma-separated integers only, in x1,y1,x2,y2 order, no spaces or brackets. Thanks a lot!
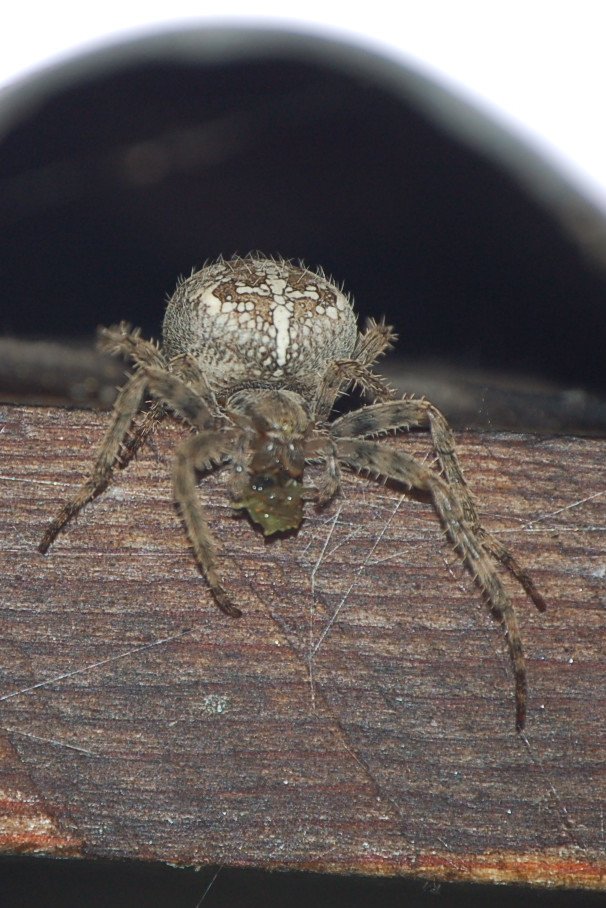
2,2,605,212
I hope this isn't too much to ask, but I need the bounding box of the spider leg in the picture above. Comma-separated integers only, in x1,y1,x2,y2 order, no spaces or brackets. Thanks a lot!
173,430,241,617
142,367,216,431
99,324,223,458
309,316,397,430
480,533,547,613
98,322,166,369
169,353,221,416
332,399,547,613
117,354,222,470
115,400,165,471
335,437,529,730
313,360,397,421
39,362,217,553
38,369,149,552
352,317,398,367
303,435,342,505
311,319,397,420
91,321,171,472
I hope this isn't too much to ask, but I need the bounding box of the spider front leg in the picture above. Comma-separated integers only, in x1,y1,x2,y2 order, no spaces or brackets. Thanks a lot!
118,355,222,468
420,404,545,611
96,323,171,472
169,354,221,417
38,369,150,553
173,431,241,617
332,399,547,613
39,323,174,551
331,398,477,520
38,357,216,554
335,437,530,730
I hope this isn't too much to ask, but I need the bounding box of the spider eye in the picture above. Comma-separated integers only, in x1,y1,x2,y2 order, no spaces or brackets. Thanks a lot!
251,476,275,493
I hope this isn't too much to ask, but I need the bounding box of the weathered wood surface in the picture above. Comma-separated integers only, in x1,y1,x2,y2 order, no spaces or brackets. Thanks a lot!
0,404,604,888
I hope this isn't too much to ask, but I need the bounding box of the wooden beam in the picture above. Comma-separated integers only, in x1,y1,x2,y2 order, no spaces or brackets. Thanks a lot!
0,404,604,888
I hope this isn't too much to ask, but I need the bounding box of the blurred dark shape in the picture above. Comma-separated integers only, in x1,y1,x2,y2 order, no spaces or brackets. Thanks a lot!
0,25,605,424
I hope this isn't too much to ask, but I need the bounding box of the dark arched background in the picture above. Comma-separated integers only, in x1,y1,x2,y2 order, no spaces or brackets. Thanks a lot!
1,26,605,405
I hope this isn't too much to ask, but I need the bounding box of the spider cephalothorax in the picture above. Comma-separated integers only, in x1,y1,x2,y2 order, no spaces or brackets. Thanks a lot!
39,254,546,729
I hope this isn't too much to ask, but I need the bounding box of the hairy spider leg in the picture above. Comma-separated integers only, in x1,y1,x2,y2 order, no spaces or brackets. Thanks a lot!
38,369,150,553
352,317,398,366
302,435,342,505
331,399,547,613
117,353,223,469
95,323,172,469
172,431,241,617
334,437,529,730
38,351,215,554
142,368,216,431
312,360,396,421
310,319,398,421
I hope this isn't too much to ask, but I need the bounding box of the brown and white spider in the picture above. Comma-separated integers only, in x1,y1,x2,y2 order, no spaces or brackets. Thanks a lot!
39,254,546,730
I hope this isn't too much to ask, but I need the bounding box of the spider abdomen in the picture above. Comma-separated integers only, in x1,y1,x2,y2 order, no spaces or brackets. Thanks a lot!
162,256,357,391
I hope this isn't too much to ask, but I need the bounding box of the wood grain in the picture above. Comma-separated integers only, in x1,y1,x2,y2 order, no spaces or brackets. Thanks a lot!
0,404,604,888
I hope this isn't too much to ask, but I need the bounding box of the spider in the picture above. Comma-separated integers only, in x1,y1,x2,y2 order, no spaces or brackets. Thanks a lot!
38,254,546,730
